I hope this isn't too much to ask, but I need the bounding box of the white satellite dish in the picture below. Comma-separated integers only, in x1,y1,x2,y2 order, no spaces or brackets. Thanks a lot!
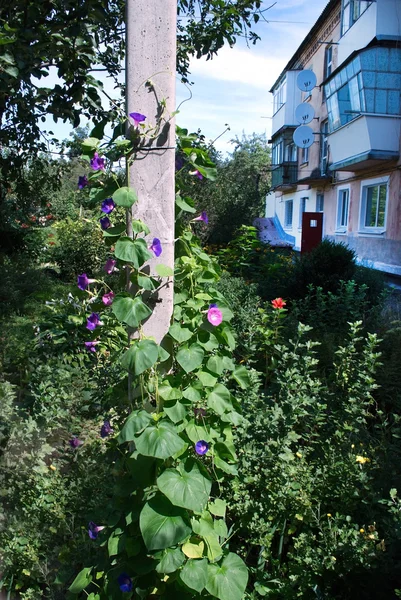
293,125,315,149
297,70,317,92
295,103,315,124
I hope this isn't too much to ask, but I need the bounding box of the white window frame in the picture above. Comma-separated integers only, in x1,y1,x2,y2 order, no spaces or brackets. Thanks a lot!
301,146,309,164
273,78,287,115
316,193,324,212
358,176,389,234
324,45,333,79
284,199,294,229
299,197,308,228
336,186,350,232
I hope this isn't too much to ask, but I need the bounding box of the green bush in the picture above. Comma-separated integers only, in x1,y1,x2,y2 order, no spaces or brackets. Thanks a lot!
52,218,108,280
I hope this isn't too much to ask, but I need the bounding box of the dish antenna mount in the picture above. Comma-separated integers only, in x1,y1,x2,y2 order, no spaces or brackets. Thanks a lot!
293,125,314,149
297,70,317,92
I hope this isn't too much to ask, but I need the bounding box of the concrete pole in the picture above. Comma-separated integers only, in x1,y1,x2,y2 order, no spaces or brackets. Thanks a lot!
126,0,176,344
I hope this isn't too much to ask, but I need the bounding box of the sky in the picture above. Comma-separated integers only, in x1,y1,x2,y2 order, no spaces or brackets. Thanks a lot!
42,0,329,155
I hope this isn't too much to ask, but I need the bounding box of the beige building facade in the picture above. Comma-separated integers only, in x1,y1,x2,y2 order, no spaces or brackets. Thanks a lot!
266,0,401,275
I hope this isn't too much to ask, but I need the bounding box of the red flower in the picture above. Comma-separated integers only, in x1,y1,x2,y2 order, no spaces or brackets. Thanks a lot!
271,297,286,309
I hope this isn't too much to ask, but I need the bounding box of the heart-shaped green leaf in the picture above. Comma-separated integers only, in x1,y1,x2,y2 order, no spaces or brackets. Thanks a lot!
121,339,159,374
176,344,204,373
205,553,248,600
180,558,208,592
112,294,152,328
140,494,191,551
135,420,186,459
114,237,153,268
157,459,211,512
112,186,138,208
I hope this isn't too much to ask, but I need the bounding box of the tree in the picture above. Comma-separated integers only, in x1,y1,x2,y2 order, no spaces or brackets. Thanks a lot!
191,133,271,244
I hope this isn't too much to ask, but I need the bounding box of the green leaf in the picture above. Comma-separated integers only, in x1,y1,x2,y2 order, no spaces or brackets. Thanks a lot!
164,400,188,423
180,558,208,593
112,186,138,208
159,384,183,401
207,384,233,416
232,365,250,389
121,339,159,374
3,64,18,77
140,495,191,551
157,459,211,512
81,137,99,151
114,237,153,268
197,371,218,387
118,410,152,443
169,323,193,343
205,553,248,600
155,263,174,277
176,194,197,213
177,344,204,373
156,547,185,574
108,532,125,557
208,499,227,518
112,294,152,328
135,420,186,459
132,219,150,235
206,356,225,375
137,274,159,290
182,537,205,559
185,422,212,444
102,223,127,237
68,567,92,594
183,386,201,402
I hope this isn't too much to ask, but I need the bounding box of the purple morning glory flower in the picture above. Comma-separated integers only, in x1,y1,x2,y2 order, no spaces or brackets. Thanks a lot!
175,155,184,171
192,211,208,224
88,521,105,540
129,112,146,127
118,573,133,593
78,175,88,189
100,216,111,230
193,170,204,180
101,198,115,214
85,341,99,353
195,440,209,456
100,420,113,438
69,437,83,448
207,305,223,326
77,273,95,291
102,291,115,306
104,258,117,274
149,237,162,257
86,312,101,331
90,152,105,171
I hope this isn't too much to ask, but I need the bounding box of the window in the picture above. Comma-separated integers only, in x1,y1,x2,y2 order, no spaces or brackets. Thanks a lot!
337,188,350,231
359,177,388,232
342,0,373,36
320,121,329,174
273,78,287,114
316,193,324,212
301,146,309,164
299,197,308,227
324,45,333,80
284,200,293,228
272,139,283,166
285,142,297,162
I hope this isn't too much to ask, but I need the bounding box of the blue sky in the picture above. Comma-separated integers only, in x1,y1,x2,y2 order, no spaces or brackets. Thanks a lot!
43,0,328,155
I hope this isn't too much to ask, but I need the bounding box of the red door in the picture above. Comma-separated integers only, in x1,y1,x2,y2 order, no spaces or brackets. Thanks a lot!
301,212,323,254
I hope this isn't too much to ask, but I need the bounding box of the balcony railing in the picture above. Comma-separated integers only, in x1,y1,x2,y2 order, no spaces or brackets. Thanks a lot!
271,162,298,188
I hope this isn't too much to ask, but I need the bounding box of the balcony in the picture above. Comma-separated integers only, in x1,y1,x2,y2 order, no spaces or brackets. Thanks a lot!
328,114,400,171
271,162,298,188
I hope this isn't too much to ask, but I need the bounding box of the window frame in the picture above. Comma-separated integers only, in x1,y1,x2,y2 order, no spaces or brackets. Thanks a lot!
324,44,333,80
301,146,309,164
341,0,373,36
316,193,324,212
336,186,350,232
299,197,308,228
284,199,294,229
273,78,287,115
359,176,389,234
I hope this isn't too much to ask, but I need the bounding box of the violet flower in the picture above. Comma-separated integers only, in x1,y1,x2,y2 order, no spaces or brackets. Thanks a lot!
149,237,162,257
118,573,133,593
85,341,99,353
78,175,88,189
69,437,83,448
104,258,117,274
207,304,223,326
195,440,209,456
129,112,146,128
88,521,105,540
100,216,111,230
101,198,115,214
102,292,115,306
192,211,208,224
190,169,204,180
90,152,105,171
86,312,101,331
77,273,95,291
100,420,113,438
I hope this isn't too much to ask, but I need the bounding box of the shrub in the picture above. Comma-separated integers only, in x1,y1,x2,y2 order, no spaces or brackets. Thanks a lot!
52,218,108,280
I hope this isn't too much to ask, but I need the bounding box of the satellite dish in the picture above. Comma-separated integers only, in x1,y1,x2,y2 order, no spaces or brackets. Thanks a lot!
295,103,315,124
297,70,317,92
293,125,315,149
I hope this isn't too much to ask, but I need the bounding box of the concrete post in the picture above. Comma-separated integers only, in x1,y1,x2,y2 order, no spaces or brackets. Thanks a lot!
126,0,176,343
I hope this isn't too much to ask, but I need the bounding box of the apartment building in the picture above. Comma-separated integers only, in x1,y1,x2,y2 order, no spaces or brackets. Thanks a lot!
266,0,401,275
